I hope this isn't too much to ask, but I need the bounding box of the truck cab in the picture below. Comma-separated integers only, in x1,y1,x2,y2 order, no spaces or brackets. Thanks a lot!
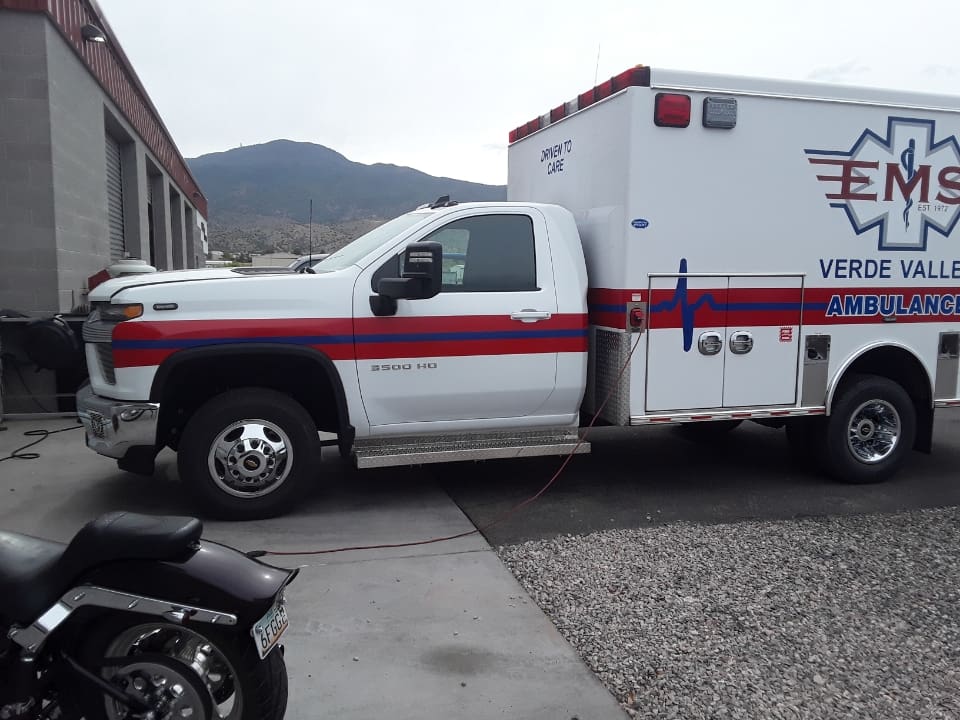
77,201,589,518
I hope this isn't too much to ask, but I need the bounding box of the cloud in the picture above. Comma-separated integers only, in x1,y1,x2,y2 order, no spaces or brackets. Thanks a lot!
482,143,507,153
807,60,870,83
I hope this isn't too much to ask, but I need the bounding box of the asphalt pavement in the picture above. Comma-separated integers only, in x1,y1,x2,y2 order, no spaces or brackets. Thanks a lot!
439,409,960,546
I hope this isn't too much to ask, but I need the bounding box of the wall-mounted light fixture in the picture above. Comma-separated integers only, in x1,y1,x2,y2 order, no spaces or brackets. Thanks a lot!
80,24,107,43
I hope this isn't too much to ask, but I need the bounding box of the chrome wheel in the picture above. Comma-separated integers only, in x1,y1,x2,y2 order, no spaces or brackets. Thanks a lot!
106,657,208,719
208,420,293,498
105,625,242,720
847,399,900,464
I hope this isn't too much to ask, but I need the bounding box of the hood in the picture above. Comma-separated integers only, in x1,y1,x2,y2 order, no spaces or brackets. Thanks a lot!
89,267,291,302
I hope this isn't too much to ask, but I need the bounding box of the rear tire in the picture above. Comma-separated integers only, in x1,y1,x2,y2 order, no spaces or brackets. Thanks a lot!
76,614,288,720
818,374,916,484
178,388,321,519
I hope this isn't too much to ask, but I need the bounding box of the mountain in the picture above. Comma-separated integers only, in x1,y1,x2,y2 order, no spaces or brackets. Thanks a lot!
187,140,507,256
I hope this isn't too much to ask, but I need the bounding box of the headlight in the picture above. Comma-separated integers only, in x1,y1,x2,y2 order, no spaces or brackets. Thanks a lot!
100,303,143,322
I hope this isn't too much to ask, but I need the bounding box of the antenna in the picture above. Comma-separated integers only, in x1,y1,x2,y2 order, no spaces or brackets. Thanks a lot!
594,42,601,85
308,199,313,260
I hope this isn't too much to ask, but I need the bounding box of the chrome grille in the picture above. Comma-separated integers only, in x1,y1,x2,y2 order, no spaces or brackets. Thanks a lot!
96,343,116,384
82,316,114,343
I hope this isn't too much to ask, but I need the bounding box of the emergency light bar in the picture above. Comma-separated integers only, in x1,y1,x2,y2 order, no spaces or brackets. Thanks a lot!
509,65,651,143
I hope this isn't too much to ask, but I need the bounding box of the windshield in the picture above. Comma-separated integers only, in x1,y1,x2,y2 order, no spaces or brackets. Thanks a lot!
312,212,432,273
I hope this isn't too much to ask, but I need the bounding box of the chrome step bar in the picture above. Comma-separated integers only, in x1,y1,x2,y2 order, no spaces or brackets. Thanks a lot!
353,428,589,469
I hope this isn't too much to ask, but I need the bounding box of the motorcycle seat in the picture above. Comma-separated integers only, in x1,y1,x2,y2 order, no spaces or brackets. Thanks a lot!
0,512,202,626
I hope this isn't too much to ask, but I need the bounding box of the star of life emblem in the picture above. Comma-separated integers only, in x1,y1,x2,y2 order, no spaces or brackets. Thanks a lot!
805,117,960,251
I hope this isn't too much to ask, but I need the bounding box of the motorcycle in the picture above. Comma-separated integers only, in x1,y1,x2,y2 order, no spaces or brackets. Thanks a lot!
0,512,296,720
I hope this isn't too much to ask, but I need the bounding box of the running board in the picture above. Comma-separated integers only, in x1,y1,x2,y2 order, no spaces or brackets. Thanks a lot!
353,428,589,469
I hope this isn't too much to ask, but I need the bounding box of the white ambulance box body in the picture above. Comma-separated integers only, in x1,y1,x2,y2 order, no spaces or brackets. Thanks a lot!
508,67,960,423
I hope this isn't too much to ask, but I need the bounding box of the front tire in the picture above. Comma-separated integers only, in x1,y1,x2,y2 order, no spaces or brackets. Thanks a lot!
179,388,321,519
819,374,916,484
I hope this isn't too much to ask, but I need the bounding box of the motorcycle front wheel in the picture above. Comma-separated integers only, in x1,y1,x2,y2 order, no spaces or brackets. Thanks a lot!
76,615,288,720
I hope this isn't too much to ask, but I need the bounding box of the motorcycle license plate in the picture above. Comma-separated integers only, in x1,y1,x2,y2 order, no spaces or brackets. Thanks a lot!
252,600,289,659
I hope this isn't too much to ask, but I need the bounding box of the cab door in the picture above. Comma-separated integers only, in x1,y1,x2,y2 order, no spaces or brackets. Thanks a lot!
353,209,563,428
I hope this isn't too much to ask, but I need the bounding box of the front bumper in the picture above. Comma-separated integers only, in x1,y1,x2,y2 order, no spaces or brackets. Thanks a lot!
76,382,159,459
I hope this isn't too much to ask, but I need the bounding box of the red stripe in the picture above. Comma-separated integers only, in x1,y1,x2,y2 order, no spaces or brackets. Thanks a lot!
115,314,588,340
355,314,588,333
587,288,643,329
593,286,960,329
111,314,588,369
803,287,960,325
354,337,587,360
114,317,354,341
590,311,627,329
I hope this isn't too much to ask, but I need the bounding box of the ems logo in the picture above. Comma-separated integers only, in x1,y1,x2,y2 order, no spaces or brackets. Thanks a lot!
805,117,960,251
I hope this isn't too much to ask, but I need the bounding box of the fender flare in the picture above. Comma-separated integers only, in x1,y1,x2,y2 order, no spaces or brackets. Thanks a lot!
825,340,933,413
149,343,355,449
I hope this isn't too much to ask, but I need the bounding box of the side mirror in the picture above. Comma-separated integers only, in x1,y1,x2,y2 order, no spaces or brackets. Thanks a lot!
378,241,442,301
370,241,443,316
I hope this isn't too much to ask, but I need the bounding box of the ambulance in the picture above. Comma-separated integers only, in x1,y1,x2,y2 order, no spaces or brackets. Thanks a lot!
77,65,960,518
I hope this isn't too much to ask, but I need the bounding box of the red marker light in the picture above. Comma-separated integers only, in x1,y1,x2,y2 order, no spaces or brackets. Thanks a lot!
578,88,596,110
654,93,691,128
594,79,614,102
611,66,650,92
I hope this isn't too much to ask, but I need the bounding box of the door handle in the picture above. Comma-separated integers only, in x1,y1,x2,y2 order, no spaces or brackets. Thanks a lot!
729,330,754,355
698,331,723,356
510,309,552,323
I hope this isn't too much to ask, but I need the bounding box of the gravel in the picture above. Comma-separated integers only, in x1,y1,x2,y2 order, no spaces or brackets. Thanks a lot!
497,507,960,720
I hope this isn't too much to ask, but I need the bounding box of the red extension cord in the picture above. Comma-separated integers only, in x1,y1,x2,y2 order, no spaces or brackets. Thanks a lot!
249,334,641,557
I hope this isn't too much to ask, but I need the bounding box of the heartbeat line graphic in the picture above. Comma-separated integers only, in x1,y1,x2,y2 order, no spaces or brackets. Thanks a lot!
649,259,725,352
648,260,818,352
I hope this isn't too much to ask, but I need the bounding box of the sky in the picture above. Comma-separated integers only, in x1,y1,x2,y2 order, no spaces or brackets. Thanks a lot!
96,0,959,186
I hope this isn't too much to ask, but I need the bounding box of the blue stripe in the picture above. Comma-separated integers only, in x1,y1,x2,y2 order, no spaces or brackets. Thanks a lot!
113,335,355,350
588,303,627,313
356,329,586,343
725,302,830,312
113,328,588,351
591,301,830,314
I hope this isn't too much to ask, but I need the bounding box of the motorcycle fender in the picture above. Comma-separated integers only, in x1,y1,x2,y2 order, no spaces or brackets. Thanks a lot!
80,540,296,629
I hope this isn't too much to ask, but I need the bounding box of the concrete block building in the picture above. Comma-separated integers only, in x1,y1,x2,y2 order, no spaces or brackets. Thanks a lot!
0,0,207,315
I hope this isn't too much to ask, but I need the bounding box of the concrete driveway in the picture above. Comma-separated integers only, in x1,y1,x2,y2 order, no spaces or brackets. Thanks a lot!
0,419,626,720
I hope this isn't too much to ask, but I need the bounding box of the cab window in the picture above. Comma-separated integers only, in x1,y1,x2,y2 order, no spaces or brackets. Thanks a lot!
424,214,537,293
371,214,537,293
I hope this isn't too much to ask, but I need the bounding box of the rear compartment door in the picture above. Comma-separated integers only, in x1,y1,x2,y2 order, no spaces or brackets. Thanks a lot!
721,276,803,407
644,275,728,412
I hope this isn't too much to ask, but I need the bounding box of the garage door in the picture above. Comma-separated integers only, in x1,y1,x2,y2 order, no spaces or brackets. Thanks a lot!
105,134,125,261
